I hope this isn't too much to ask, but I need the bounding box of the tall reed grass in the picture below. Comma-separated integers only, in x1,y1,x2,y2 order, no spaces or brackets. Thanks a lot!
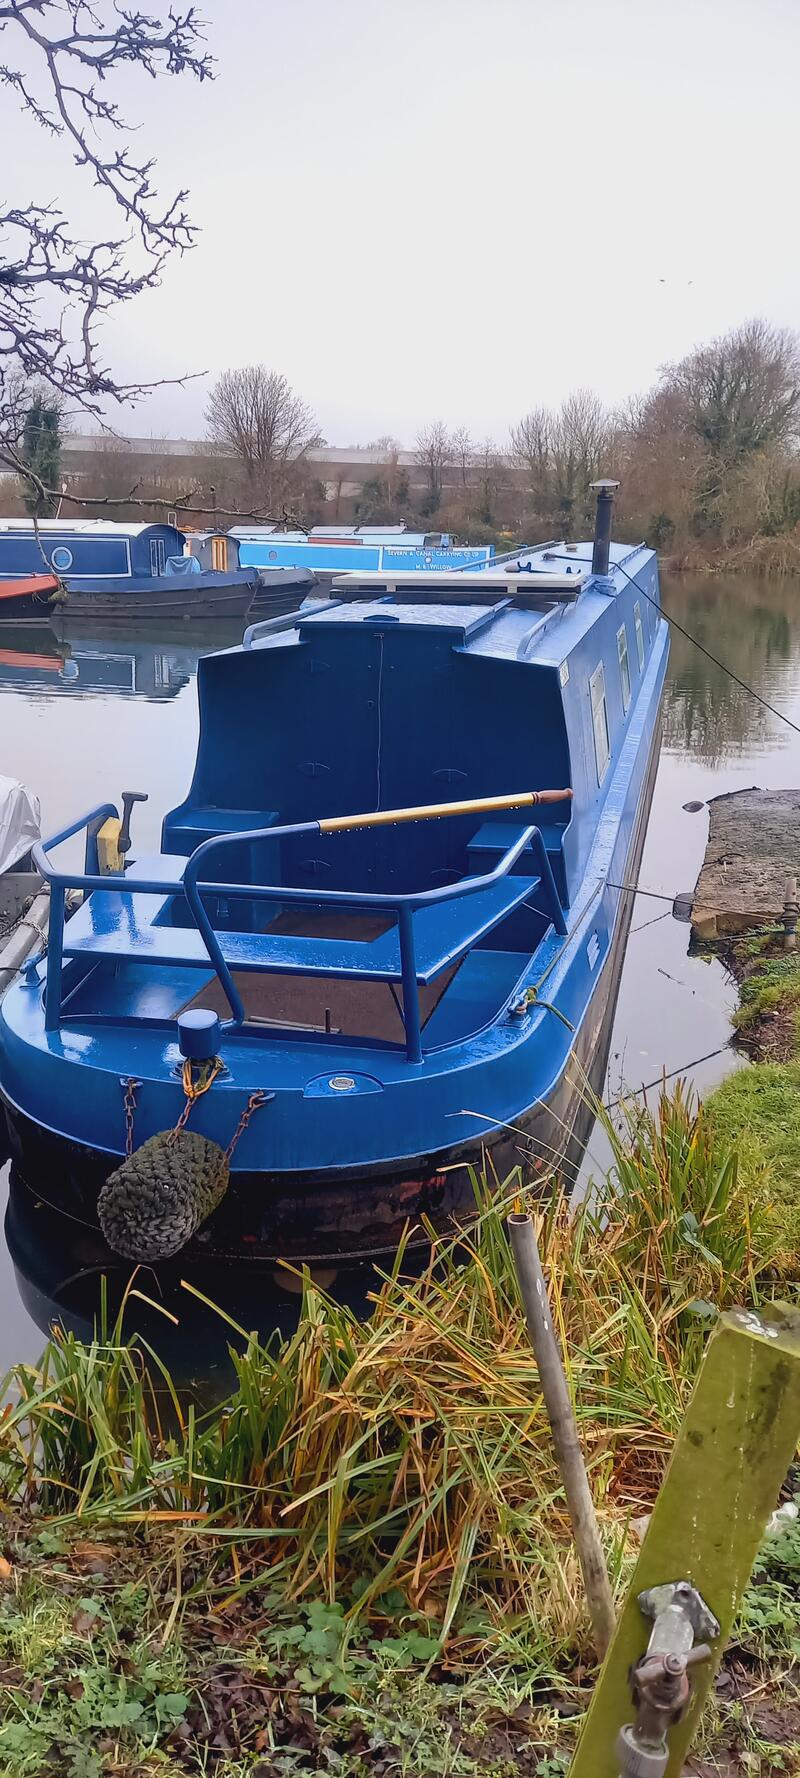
0,1082,771,1652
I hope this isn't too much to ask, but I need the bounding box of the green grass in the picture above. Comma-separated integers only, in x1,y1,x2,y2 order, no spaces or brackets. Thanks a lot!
733,952,800,1030
1,1503,797,1778
707,1061,800,1265
701,945,800,1267
0,1522,580,1778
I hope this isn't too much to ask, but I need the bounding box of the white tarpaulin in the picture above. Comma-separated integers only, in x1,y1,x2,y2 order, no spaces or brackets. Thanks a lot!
0,776,40,874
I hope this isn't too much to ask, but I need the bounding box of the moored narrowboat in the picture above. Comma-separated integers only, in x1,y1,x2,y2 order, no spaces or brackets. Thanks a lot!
0,488,669,1271
0,521,260,627
232,524,494,575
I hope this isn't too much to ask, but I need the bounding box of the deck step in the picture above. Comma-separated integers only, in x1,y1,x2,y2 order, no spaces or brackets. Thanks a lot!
62,872,541,985
164,807,279,849
467,820,567,904
467,819,563,859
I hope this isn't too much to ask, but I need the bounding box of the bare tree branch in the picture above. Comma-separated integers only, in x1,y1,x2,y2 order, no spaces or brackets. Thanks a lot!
0,2,213,442
206,366,323,511
414,420,452,514
0,437,305,529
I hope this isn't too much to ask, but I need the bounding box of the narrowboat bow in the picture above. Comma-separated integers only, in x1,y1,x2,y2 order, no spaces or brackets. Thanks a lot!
0,492,669,1268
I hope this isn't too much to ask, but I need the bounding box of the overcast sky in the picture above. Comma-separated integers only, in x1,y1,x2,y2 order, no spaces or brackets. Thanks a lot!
14,0,800,445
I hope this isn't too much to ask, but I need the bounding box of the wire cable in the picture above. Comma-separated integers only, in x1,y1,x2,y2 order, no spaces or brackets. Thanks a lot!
604,1046,729,1110
614,556,800,738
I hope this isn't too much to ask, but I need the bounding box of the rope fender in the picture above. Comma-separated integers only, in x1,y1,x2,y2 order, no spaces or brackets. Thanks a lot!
98,1129,229,1262
98,1067,270,1262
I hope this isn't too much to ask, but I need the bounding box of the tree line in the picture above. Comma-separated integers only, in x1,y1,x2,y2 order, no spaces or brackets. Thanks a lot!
12,319,800,567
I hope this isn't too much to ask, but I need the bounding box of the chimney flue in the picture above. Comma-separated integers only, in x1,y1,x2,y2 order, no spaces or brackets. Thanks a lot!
590,479,619,578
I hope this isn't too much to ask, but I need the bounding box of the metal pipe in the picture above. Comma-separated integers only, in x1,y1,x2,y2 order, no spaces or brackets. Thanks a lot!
508,1211,616,1659
784,876,797,952
591,480,620,578
398,906,422,1064
0,892,50,994
44,883,65,1032
242,598,344,649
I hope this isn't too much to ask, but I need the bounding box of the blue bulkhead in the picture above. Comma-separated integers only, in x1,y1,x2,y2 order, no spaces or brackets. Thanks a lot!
163,603,572,901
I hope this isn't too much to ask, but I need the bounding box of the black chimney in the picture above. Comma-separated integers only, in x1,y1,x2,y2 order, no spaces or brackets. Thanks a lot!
590,479,619,577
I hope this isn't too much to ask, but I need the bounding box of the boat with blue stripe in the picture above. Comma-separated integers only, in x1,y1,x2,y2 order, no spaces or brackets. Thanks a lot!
0,486,669,1270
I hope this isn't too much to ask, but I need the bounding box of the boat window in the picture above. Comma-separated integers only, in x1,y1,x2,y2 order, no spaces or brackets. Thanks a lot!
634,601,645,669
149,538,166,576
589,662,610,783
617,624,631,712
50,545,73,572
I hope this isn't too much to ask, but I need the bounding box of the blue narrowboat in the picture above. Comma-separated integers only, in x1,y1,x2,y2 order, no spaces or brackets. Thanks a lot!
232,525,494,576
0,521,260,626
0,488,669,1270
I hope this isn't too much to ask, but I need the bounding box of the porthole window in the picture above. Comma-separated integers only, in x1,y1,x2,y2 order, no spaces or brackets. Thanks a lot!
269,548,278,560
617,624,631,712
50,545,73,572
589,662,610,784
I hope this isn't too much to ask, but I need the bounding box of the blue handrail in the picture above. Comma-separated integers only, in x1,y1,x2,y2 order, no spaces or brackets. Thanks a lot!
181,818,541,1059
32,804,566,1061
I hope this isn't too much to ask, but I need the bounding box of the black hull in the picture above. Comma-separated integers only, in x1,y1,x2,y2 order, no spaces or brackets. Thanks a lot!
2,712,659,1271
50,578,256,631
0,597,55,626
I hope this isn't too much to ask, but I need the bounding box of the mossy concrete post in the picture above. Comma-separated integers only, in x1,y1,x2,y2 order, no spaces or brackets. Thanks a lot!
570,1303,800,1778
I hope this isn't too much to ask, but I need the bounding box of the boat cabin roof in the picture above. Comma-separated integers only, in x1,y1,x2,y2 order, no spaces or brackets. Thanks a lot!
0,518,182,539
239,539,654,673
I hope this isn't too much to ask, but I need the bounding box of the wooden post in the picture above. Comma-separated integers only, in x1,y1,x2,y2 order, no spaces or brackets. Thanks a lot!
569,1304,800,1778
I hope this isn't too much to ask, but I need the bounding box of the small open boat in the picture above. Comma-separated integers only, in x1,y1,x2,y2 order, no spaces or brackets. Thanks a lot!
0,574,60,625
0,487,669,1270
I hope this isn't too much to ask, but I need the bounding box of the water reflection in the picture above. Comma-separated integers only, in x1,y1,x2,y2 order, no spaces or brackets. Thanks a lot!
662,576,800,766
4,1164,381,1398
0,623,243,702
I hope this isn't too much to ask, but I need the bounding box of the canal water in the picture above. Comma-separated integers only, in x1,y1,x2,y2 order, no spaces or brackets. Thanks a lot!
0,575,798,1374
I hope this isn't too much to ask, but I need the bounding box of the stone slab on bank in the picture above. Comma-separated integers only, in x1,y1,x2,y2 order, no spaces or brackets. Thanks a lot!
692,787,800,937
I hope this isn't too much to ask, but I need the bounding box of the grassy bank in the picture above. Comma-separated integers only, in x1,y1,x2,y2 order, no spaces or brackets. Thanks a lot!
0,1085,794,1776
2,1508,799,1778
706,945,800,1269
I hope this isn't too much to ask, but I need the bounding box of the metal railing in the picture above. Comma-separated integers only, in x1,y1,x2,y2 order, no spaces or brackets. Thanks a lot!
32,792,569,1062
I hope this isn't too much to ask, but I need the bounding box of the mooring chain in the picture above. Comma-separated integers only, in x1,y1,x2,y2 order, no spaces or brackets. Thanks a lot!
122,1076,141,1159
225,1089,271,1162
168,1056,225,1148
